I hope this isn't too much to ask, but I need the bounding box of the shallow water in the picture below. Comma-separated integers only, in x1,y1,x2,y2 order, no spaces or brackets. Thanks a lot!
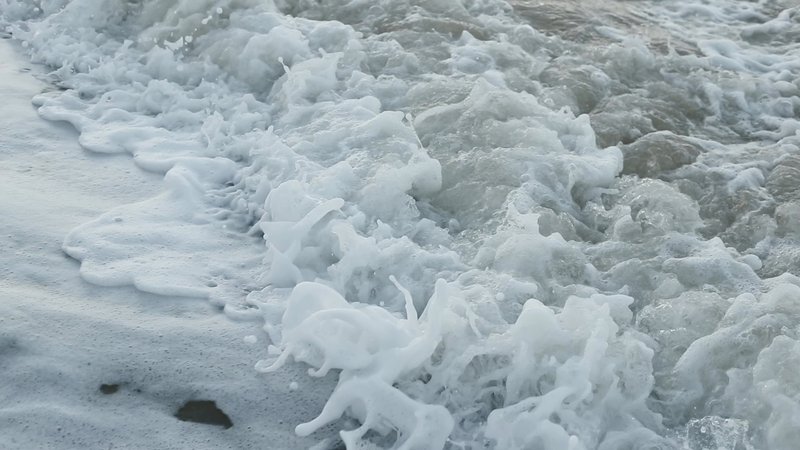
2,0,800,448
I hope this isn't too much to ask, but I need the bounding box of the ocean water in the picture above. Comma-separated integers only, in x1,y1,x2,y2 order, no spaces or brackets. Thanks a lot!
1,0,799,448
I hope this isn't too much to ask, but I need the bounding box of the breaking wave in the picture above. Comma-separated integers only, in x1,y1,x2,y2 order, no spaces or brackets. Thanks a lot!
3,0,800,448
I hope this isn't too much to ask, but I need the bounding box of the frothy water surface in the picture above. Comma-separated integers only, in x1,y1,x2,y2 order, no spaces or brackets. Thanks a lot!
3,0,800,448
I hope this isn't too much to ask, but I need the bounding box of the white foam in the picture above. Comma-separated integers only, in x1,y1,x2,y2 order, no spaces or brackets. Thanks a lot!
4,0,800,447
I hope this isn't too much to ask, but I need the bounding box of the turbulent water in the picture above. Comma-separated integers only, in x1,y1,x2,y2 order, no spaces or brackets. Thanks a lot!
2,0,800,448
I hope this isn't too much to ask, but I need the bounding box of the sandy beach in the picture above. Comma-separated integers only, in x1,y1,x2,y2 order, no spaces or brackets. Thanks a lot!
0,38,335,449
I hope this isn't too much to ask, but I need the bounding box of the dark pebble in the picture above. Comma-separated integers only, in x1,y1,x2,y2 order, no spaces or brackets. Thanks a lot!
99,384,120,395
175,400,233,429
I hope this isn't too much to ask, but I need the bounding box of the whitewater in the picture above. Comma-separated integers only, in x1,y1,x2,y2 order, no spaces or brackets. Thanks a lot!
1,0,799,448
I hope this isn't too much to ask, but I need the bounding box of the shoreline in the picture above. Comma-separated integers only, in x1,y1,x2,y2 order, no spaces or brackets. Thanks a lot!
0,38,334,450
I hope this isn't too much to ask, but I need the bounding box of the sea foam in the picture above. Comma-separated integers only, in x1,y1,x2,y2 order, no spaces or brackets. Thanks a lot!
3,0,800,448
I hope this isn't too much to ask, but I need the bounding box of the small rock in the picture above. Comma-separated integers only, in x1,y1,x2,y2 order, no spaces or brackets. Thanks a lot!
99,384,120,395
175,400,233,429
